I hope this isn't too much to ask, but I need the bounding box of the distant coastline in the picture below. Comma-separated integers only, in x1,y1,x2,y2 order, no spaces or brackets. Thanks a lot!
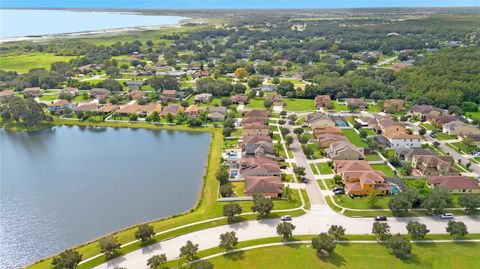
0,9,198,43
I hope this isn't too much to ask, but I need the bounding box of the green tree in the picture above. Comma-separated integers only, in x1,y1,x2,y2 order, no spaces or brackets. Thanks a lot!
179,240,199,261
372,222,391,241
293,166,306,178
276,222,296,241
98,235,121,258
251,194,274,216
216,165,229,184
328,225,346,240
387,234,412,259
285,135,294,146
166,113,174,123
149,111,160,122
459,194,480,214
359,130,367,138
219,231,239,251
368,190,378,207
51,249,82,269
388,195,412,215
223,203,242,221
220,184,234,197
422,186,451,215
147,254,167,269
406,221,430,240
311,233,336,257
446,221,468,239
135,224,155,243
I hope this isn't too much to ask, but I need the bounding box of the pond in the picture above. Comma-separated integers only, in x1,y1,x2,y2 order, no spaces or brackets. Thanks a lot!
0,126,211,268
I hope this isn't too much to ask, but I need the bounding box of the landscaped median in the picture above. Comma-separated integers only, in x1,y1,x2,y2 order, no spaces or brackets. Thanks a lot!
162,234,480,269
28,119,309,269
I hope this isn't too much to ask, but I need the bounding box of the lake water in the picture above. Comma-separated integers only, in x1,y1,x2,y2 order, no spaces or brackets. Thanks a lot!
0,126,211,268
0,9,187,38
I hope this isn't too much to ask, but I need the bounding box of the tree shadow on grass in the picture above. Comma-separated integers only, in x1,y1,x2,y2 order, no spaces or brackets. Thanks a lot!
317,252,347,267
397,253,421,266
224,250,245,261
189,260,214,269
414,242,438,249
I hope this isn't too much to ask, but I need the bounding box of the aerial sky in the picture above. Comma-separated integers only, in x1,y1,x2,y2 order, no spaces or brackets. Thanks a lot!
1,0,479,9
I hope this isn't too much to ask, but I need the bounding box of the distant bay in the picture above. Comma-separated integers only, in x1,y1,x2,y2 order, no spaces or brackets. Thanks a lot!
0,9,187,38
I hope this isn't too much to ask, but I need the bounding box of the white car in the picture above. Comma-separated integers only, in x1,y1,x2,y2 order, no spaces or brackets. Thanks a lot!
439,213,454,219
281,215,292,221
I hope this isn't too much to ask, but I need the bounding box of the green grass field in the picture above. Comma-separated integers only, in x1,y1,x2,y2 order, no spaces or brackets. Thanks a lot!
247,98,266,108
0,52,74,73
435,132,456,140
317,162,333,174
341,129,368,147
192,242,480,269
283,98,316,111
370,163,396,177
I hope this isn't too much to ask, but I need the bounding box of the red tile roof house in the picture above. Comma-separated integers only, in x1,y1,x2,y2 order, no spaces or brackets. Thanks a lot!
115,104,142,116
160,104,183,117
334,160,389,196
0,90,16,99
243,109,269,121
72,103,99,114
161,90,178,101
96,104,119,114
239,157,281,177
315,95,332,109
231,95,249,104
345,98,366,110
185,104,203,117
428,176,480,193
127,90,146,100
244,176,283,198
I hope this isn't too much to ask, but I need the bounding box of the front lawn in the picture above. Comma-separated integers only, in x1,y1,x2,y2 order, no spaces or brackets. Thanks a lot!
283,98,316,112
341,129,368,147
370,163,396,177
360,128,376,136
310,163,319,175
39,95,58,101
421,123,438,131
306,143,324,159
435,132,456,140
334,194,392,209
449,142,478,154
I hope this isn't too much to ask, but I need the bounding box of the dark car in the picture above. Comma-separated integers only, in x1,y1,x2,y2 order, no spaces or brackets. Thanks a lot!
333,189,345,195
374,216,387,221
333,186,344,192
301,176,308,183
279,165,287,169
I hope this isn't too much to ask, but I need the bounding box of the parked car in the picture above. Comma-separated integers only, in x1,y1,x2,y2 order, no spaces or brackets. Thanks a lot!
374,216,388,221
302,123,308,128
279,165,287,169
439,213,454,219
333,189,345,195
333,186,344,192
281,215,292,221
301,176,308,183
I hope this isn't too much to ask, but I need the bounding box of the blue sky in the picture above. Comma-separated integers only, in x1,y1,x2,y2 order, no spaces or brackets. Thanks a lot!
1,0,479,9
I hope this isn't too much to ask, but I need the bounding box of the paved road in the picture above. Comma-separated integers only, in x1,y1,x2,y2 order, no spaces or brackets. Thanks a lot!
285,122,325,207
95,209,480,269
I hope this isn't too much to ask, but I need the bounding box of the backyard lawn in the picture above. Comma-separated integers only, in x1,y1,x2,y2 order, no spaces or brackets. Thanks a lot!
283,98,316,111
329,100,348,111
365,153,382,161
39,95,58,101
370,163,396,177
246,98,266,108
342,129,368,147
231,182,245,197
310,163,319,175
360,128,376,136
191,242,480,269
435,132,456,140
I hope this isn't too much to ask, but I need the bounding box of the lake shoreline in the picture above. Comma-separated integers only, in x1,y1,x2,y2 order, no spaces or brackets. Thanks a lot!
0,9,203,43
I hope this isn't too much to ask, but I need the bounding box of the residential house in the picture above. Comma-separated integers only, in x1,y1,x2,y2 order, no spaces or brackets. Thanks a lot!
383,99,404,112
96,104,119,114
139,102,162,117
443,121,480,136
48,100,72,113
239,157,281,177
267,94,284,107
377,118,422,149
459,134,480,145
307,112,336,129
185,104,203,117
194,93,213,103
116,104,142,116
73,103,98,114
61,87,79,96
426,114,461,128
231,95,249,104
334,160,389,196
315,95,332,109
316,133,349,147
125,81,144,91
407,105,445,119
160,104,183,117
0,90,15,99
23,87,42,98
242,110,269,125
412,155,459,176
90,88,110,100
427,176,480,193
243,123,270,137
127,90,146,100
313,126,342,137
396,148,435,163
242,135,272,146
208,106,227,121
326,141,364,160
161,90,178,101
345,98,366,110
244,176,283,198
193,70,210,79
243,140,275,158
